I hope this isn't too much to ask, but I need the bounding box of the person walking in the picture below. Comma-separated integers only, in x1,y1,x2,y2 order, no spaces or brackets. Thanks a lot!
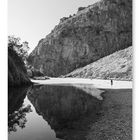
111,79,113,86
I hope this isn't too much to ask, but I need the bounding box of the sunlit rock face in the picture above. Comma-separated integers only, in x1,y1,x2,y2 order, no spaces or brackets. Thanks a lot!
65,46,132,80
28,85,104,139
28,0,132,77
8,48,31,86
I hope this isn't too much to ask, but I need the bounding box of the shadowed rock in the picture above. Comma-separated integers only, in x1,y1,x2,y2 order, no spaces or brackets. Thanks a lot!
8,47,31,86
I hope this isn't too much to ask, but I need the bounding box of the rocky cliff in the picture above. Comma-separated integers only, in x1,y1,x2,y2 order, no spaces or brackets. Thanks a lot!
8,47,31,86
64,46,132,80
28,0,132,77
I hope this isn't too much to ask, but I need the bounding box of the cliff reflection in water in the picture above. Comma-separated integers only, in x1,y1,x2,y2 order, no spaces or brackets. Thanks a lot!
28,84,104,140
8,86,32,133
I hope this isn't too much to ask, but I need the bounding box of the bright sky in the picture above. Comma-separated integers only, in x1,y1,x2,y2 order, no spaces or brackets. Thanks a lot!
8,0,99,52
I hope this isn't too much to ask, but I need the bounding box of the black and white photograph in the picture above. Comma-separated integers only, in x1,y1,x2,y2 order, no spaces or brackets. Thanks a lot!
7,0,132,140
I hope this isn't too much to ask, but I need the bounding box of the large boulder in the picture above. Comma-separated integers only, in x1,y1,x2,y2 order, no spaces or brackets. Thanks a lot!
8,47,31,86
28,0,132,77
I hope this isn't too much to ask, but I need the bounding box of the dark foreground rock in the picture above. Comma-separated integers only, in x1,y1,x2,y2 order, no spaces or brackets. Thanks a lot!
28,0,132,77
8,47,31,86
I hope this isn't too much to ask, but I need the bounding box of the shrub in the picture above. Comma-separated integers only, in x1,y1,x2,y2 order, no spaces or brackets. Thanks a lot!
78,7,86,12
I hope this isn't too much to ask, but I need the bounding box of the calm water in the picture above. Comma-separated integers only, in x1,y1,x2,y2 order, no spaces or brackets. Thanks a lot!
8,84,132,140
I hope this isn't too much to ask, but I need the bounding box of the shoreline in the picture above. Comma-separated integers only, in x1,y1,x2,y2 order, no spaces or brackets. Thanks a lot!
31,78,132,89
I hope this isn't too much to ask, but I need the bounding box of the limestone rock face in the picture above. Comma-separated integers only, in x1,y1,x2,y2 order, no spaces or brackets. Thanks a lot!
28,0,132,77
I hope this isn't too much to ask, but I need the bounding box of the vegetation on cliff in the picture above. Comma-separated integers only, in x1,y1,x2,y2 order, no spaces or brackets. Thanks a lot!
8,36,31,86
28,0,132,77
64,47,132,81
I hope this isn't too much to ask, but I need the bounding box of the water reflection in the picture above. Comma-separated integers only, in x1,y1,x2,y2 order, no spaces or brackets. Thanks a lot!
8,84,132,140
27,85,104,140
8,86,32,133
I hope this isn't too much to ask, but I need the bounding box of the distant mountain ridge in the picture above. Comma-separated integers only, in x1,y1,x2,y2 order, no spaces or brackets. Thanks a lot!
28,0,132,77
64,47,132,81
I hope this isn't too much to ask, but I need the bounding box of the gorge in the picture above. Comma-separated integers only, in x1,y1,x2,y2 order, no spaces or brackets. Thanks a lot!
28,0,132,77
